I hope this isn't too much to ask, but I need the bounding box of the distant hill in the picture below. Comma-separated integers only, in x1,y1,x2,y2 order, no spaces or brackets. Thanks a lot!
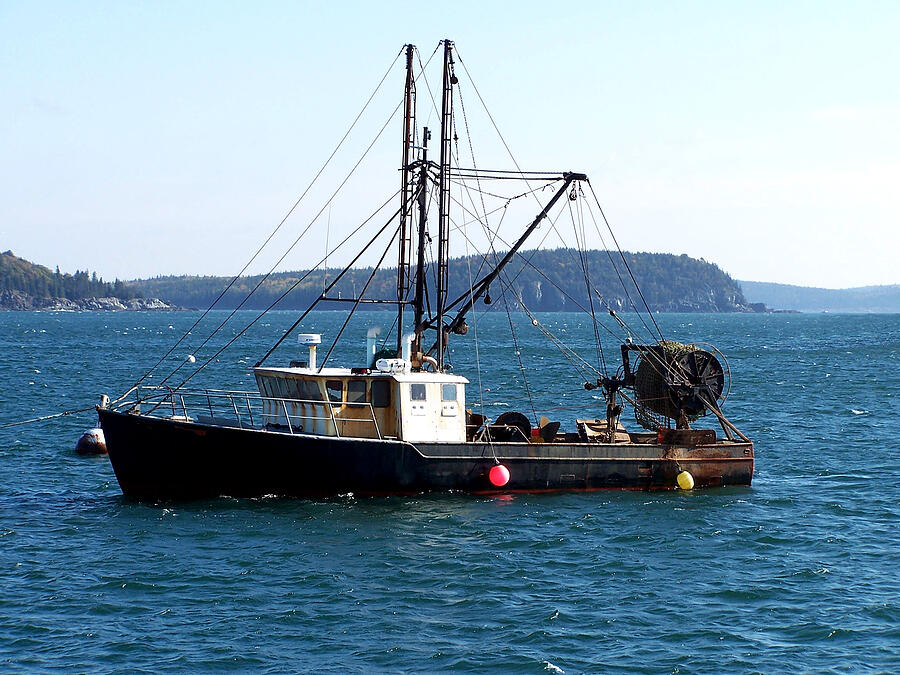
129,249,754,313
739,280,900,313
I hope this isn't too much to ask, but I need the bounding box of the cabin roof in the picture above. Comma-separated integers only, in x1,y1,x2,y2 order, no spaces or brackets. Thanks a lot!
253,366,468,384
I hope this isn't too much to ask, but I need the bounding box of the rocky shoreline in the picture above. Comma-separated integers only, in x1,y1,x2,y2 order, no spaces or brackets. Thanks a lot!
0,290,179,311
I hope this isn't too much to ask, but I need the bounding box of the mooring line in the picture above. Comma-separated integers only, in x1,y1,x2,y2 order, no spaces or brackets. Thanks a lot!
0,405,97,430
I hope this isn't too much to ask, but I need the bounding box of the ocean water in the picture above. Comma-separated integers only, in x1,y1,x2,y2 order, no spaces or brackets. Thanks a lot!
1,310,898,673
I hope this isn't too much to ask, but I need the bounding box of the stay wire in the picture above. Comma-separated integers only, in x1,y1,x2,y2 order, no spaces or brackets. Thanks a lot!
129,47,405,392
150,216,400,412
415,43,443,130
433,180,563,321
241,43,447,376
455,48,543,210
254,197,403,369
568,190,607,375
458,181,494,459
456,46,636,351
453,85,537,424
446,192,682,401
445,198,633,348
318,222,402,370
455,46,649,356
577,190,660,345
587,181,665,342
155,91,408,388
145,199,403,411
503,280,600,379
447,178,560,202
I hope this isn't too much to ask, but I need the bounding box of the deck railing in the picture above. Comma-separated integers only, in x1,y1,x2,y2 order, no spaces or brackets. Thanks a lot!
111,386,382,439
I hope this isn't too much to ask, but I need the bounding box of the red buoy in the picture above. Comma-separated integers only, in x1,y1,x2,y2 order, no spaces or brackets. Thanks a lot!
488,464,510,487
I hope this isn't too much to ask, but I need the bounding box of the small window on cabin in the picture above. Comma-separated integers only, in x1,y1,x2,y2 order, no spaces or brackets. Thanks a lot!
371,380,391,408
347,380,367,404
326,380,343,404
410,383,427,401
299,379,323,401
441,384,457,402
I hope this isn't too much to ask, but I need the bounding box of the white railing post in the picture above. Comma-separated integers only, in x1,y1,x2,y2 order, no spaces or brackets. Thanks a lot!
281,399,294,434
369,404,382,439
328,402,340,438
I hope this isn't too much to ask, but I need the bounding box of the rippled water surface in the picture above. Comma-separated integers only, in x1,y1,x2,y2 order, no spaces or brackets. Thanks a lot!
1,311,898,673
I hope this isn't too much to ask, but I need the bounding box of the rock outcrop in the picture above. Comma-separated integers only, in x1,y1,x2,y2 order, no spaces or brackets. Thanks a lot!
0,290,178,311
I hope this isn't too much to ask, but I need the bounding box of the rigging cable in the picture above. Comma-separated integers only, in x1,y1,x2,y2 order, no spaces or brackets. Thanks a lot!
575,191,664,346
0,405,99,430
147,45,447,392
318,223,403,370
150,90,409,390
456,46,660,350
504,281,602,379
445,205,636,348
253,199,404,368
453,83,537,424
567,187,607,375
128,47,405,392
458,176,495,461
144,200,404,411
415,42,444,131
458,50,621,326
455,48,543,206
586,181,665,342
151,208,401,410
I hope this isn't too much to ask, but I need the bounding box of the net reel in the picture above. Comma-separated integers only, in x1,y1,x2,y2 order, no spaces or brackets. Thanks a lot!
628,341,731,430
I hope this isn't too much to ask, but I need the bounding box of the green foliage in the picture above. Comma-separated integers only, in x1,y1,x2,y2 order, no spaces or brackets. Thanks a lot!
0,251,142,300
128,248,749,312
0,248,749,311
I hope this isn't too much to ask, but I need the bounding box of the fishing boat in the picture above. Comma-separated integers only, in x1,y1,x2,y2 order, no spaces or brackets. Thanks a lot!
97,41,753,499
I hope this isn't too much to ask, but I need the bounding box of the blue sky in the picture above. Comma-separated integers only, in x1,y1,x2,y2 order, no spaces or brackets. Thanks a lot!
1,1,898,288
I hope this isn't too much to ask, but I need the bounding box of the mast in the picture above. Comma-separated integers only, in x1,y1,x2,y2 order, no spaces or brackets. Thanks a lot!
397,44,416,355
435,39,455,371
411,127,430,365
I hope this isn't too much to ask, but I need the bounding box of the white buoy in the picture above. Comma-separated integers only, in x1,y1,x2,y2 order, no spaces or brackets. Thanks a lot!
75,427,107,455
187,354,196,363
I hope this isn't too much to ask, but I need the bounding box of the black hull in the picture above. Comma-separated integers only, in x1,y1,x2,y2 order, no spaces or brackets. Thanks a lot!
98,409,753,500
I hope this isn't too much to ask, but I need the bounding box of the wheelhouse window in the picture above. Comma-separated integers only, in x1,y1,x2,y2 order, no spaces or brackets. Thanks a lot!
441,384,457,402
372,380,391,408
326,380,344,404
410,383,427,401
347,379,367,404
298,379,323,401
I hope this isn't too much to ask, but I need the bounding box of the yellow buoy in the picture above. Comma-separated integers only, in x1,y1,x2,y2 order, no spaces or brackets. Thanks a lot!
677,471,695,490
